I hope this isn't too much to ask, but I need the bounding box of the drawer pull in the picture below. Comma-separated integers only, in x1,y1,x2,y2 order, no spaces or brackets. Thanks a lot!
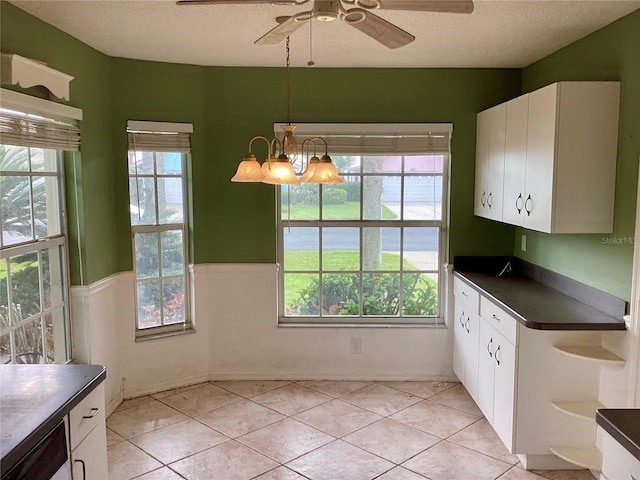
83,407,100,419
492,314,501,322
487,338,494,357
74,459,86,480
495,345,501,366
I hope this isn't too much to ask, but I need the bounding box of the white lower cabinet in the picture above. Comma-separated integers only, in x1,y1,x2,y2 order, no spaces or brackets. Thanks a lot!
453,279,480,400
69,382,108,480
477,305,516,449
600,428,639,480
453,275,611,469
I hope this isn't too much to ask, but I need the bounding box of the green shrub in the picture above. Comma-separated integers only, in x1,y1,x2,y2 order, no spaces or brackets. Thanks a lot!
323,188,347,205
292,272,438,316
342,182,361,202
281,184,318,206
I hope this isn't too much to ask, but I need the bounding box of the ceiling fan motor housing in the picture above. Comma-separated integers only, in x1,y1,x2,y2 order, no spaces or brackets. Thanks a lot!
313,0,340,21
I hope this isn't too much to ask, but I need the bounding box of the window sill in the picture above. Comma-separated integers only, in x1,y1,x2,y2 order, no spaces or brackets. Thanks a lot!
278,319,446,329
135,326,196,342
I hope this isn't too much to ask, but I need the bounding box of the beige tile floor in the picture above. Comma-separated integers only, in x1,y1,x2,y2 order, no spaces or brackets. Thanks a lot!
106,381,596,480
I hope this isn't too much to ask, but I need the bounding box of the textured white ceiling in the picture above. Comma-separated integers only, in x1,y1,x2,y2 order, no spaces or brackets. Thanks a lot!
9,0,640,68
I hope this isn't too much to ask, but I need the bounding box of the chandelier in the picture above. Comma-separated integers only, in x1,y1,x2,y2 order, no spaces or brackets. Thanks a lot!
231,37,344,185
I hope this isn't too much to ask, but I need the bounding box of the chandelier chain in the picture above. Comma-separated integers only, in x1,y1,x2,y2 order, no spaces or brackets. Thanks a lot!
286,36,291,125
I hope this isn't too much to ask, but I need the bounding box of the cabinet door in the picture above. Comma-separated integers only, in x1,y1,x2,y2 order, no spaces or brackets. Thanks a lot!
486,104,506,222
524,83,557,232
492,332,516,452
474,109,491,218
503,95,528,226
453,295,467,385
463,311,480,402
71,424,108,480
477,320,496,423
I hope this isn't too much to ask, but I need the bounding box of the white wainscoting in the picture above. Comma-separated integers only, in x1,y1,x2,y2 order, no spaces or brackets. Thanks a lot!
71,264,456,411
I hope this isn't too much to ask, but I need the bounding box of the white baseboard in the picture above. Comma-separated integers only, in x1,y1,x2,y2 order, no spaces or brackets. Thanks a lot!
106,390,124,417
123,371,210,399
207,370,459,382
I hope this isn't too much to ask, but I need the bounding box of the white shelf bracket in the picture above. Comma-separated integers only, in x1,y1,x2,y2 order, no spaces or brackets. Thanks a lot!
1,53,74,101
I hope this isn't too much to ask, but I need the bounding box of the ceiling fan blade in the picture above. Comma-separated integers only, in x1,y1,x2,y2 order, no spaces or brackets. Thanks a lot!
254,13,310,45
177,0,303,5
357,0,474,14
346,9,414,49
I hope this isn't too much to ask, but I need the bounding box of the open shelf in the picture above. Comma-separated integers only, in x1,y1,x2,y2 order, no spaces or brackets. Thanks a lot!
549,445,602,471
551,401,604,421
554,346,625,366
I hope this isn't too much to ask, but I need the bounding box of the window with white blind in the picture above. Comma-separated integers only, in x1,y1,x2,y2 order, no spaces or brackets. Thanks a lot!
0,88,80,363
278,123,451,325
127,121,192,338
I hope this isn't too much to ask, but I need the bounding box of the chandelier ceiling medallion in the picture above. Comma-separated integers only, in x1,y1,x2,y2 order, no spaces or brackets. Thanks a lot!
231,36,343,185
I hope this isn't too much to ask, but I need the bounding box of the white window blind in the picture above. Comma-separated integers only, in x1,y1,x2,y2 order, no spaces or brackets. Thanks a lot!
274,123,452,155
0,109,80,151
127,120,193,153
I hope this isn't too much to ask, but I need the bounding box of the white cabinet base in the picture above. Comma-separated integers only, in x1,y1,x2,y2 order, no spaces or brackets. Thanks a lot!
517,453,591,471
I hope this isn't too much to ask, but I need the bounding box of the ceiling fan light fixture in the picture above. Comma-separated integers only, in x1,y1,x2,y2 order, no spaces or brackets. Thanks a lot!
314,0,340,21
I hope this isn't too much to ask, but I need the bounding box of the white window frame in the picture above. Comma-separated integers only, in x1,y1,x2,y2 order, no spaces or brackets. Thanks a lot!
277,123,451,326
127,121,193,339
0,88,79,363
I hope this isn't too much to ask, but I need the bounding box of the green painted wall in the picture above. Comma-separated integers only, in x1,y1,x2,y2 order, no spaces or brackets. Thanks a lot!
1,2,117,285
515,10,640,301
109,61,520,266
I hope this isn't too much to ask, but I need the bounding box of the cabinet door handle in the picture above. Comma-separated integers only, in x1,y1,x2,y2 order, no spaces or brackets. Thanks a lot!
74,459,86,480
465,317,470,333
516,193,523,214
487,192,493,209
481,191,486,207
461,291,468,297
460,312,465,327
487,338,493,357
492,314,501,322
525,194,532,216
83,407,100,419
495,345,501,366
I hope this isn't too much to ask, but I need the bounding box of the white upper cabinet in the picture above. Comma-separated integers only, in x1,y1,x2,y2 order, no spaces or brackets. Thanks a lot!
502,95,529,226
474,103,506,222
476,81,620,233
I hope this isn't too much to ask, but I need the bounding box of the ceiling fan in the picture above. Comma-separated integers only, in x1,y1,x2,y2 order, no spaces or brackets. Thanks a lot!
176,0,474,49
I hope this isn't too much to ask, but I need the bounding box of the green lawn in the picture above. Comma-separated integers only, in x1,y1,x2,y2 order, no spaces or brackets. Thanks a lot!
281,202,397,220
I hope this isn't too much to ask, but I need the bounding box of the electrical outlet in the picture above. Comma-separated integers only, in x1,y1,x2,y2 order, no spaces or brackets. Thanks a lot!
350,338,362,354
521,234,527,252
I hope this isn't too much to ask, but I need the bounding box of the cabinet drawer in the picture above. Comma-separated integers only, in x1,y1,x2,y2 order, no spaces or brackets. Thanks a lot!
453,277,479,310
480,297,517,344
69,382,105,450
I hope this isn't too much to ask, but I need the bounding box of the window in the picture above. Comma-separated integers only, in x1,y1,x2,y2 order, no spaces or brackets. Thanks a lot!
278,123,451,325
127,121,192,338
0,89,80,363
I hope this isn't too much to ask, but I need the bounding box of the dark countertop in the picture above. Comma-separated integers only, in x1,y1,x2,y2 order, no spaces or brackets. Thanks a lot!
454,257,626,331
597,409,640,461
0,364,106,473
